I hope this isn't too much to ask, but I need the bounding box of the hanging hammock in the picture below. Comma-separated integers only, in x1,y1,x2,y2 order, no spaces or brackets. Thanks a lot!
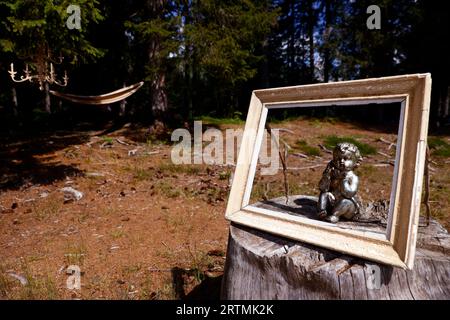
49,81,144,105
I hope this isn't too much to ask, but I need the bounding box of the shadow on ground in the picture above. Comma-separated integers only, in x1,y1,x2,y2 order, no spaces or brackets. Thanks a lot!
171,267,222,300
0,130,92,191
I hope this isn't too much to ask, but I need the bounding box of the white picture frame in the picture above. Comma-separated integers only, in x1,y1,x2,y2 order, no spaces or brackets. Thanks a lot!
225,74,432,270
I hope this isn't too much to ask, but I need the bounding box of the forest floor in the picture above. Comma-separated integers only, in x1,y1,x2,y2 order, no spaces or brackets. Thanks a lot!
0,117,449,299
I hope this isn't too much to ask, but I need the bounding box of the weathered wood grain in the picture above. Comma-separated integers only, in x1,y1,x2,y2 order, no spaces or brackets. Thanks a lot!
221,196,450,300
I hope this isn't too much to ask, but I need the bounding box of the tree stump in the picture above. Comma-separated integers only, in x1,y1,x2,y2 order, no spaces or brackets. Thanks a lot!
221,196,450,300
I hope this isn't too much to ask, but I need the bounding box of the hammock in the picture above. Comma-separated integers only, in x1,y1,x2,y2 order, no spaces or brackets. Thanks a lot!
49,81,144,105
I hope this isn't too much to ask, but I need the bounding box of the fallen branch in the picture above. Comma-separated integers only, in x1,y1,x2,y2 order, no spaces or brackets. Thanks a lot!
377,151,391,158
318,144,332,154
381,160,395,166
274,128,295,135
388,143,396,150
287,164,323,170
378,137,393,145
115,138,130,146
291,152,308,159
100,141,113,149
378,137,397,150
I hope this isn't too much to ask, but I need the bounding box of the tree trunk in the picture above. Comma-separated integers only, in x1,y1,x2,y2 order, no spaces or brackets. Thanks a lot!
308,0,315,82
221,195,450,300
261,39,270,89
147,0,168,121
11,86,19,118
288,0,295,83
119,82,127,117
44,82,51,114
445,85,450,118
150,72,168,120
323,0,331,83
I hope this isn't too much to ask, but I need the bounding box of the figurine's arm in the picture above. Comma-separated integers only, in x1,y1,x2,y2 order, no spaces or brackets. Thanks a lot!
318,162,333,192
340,172,359,198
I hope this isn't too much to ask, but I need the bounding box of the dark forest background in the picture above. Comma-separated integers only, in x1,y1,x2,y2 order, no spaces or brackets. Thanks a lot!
0,0,449,132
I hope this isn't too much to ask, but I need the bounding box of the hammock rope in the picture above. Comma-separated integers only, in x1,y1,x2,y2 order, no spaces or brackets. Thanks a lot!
49,82,144,105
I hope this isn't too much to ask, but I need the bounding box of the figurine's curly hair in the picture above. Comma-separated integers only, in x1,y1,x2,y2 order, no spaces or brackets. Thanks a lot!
333,142,363,168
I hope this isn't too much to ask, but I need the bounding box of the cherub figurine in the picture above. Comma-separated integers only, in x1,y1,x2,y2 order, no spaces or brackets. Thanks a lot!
317,142,363,223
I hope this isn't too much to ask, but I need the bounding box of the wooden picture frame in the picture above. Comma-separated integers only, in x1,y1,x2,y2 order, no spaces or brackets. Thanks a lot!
225,74,432,270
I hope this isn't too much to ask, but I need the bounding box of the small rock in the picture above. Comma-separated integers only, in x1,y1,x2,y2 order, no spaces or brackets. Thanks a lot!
120,191,126,197
7,272,28,286
11,202,18,209
161,206,169,210
121,216,130,222
1,209,14,214
128,148,139,156
66,226,78,235
61,187,84,202
117,279,125,285
85,172,105,178
39,191,50,198
13,218,20,225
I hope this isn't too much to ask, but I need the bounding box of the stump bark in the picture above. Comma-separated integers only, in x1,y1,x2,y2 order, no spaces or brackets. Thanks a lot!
221,196,450,300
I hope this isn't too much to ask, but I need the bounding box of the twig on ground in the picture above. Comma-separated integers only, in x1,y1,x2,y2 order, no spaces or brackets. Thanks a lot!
377,151,391,158
274,128,295,135
378,160,395,166
115,138,129,146
378,137,397,150
318,144,332,154
100,141,113,149
291,152,308,159
378,137,393,145
287,164,323,170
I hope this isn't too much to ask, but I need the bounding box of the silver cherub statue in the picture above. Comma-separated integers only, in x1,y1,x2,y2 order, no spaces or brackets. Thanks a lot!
317,142,363,223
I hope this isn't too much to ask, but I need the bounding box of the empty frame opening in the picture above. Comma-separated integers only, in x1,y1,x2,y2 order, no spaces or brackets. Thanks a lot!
248,101,403,238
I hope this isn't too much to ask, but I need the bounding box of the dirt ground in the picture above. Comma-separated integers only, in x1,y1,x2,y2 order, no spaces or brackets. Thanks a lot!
0,118,449,299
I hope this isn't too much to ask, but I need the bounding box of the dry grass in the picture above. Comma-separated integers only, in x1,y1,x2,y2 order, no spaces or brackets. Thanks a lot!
0,119,447,300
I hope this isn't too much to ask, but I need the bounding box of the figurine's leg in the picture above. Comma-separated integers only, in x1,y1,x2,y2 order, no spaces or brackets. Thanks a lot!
317,192,333,219
326,199,356,223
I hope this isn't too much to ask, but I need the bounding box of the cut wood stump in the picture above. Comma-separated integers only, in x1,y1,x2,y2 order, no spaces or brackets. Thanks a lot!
221,195,450,300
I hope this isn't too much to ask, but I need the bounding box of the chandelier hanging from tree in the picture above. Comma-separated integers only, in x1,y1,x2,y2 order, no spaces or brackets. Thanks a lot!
8,45,69,91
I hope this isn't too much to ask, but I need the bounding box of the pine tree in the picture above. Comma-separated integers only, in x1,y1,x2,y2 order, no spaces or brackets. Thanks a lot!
184,0,278,117
125,0,179,122
0,0,105,114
